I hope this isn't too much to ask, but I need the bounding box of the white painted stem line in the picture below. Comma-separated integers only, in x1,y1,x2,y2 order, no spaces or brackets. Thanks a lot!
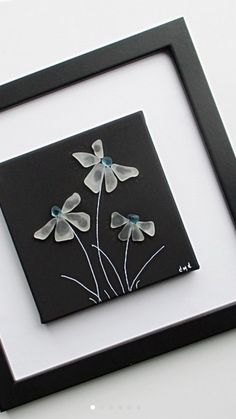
72,228,101,302
89,298,98,304
124,238,130,291
104,289,111,300
130,245,165,291
61,275,99,300
136,280,140,289
92,244,125,294
96,189,118,297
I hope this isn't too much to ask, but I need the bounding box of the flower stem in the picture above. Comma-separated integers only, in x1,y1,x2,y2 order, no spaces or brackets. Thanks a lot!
61,275,99,300
92,244,125,294
89,298,98,304
124,237,130,292
104,289,111,300
96,188,118,297
130,245,165,291
71,227,101,302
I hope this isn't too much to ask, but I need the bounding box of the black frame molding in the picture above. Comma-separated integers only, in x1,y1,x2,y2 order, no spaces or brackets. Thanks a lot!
0,17,235,411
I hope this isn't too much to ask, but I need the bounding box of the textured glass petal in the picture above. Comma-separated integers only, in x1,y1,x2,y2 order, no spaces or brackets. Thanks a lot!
118,222,132,241
111,212,128,228
104,167,118,193
34,218,56,240
84,163,105,193
92,139,104,158
54,218,74,242
131,225,145,242
137,221,155,237
72,152,100,168
64,212,90,232
61,192,81,214
111,164,139,182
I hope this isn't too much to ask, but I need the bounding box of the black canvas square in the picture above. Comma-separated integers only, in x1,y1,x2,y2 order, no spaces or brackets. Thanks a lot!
0,111,199,323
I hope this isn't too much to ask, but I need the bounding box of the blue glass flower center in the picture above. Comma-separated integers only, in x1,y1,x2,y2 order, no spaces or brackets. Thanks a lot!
51,205,61,217
127,213,140,224
101,156,113,167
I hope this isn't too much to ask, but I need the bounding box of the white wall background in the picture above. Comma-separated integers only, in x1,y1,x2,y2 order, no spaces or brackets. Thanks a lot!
0,0,236,418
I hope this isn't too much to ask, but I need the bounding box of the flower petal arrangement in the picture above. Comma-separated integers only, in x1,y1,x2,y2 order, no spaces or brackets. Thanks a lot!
34,192,90,242
111,212,155,242
73,139,139,193
72,138,144,300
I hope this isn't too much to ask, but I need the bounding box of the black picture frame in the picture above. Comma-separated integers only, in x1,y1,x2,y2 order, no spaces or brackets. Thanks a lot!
0,17,235,411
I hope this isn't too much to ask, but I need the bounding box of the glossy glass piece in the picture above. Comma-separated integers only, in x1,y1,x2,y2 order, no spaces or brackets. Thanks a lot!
34,193,90,241
84,163,105,194
64,212,90,232
54,218,74,242
72,152,100,168
118,222,132,241
51,206,61,217
111,164,139,182
104,167,117,193
92,139,104,158
111,211,155,242
61,192,81,214
34,218,57,240
111,212,128,228
73,139,139,193
131,224,144,241
137,221,155,236
127,213,140,224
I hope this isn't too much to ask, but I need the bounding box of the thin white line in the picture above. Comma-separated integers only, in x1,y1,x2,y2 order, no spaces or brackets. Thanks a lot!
89,298,98,304
124,238,130,291
104,289,111,300
96,188,118,296
92,244,125,294
136,280,140,289
61,275,98,299
72,228,101,302
130,245,165,291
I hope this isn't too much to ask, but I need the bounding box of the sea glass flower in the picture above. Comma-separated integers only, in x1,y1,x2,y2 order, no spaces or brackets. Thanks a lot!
72,139,139,193
34,192,90,242
111,212,155,242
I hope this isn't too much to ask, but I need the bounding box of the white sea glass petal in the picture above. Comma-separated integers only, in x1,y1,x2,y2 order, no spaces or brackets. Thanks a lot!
54,218,74,242
131,225,145,242
118,222,132,241
137,221,155,237
62,192,81,214
111,164,139,182
72,152,100,167
111,212,128,228
64,212,90,232
104,167,118,193
34,218,56,240
84,163,105,193
92,139,104,158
